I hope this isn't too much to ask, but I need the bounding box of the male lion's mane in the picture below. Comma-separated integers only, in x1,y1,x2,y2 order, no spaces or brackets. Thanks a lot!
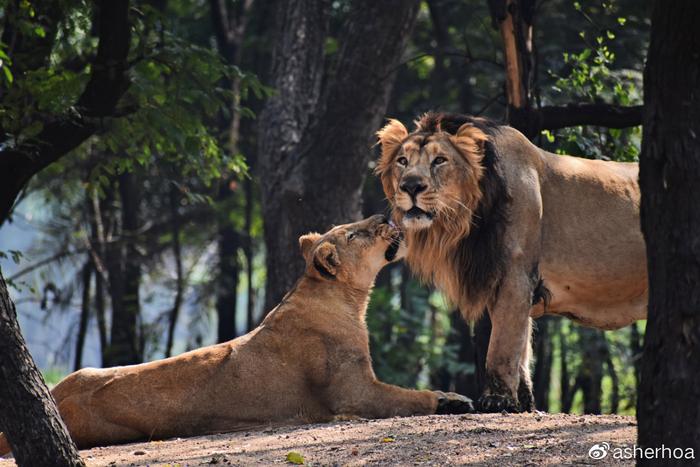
378,112,511,320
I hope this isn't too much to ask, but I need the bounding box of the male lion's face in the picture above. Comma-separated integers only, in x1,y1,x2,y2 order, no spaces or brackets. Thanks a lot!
298,215,405,287
375,119,487,232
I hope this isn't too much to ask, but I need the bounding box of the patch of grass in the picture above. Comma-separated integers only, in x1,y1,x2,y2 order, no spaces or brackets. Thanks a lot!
42,368,66,388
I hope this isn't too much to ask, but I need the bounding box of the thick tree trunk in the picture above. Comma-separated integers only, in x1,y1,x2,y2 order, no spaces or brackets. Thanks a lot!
637,1,700,460
259,0,420,311
0,269,85,466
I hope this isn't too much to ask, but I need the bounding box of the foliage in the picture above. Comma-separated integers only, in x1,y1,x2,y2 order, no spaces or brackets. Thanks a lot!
542,0,643,161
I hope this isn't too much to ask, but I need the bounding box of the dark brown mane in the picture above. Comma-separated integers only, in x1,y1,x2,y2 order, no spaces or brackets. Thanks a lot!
415,112,501,136
413,112,511,318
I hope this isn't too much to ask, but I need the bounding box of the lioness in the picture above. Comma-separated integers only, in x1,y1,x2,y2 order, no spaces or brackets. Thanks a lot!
0,215,472,454
376,112,646,413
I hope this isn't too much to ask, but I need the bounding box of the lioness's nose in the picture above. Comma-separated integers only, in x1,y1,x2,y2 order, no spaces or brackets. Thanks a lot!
400,178,427,197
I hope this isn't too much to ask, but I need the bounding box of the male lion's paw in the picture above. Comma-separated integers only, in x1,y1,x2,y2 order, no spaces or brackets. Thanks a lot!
434,391,475,415
477,393,520,413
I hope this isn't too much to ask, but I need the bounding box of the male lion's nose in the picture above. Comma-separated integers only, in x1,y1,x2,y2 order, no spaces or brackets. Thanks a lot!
400,178,427,198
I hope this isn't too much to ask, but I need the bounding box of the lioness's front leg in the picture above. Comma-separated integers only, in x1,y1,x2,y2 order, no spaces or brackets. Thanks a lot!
478,274,533,413
327,361,473,418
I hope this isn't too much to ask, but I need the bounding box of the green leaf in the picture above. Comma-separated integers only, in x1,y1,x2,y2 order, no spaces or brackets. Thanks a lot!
2,66,13,84
286,451,305,465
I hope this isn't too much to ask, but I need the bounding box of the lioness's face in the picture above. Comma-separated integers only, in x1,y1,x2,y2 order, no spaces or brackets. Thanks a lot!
376,119,486,232
299,215,405,287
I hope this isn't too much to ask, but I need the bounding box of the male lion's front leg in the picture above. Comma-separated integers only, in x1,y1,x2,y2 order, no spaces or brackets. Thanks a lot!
478,275,534,413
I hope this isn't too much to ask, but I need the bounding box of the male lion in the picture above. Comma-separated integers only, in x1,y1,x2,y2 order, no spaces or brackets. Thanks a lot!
0,215,472,454
376,112,646,412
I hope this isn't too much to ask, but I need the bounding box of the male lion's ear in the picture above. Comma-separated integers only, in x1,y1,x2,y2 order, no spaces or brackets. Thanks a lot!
312,242,341,280
299,233,321,262
375,119,408,199
376,119,408,163
451,123,489,164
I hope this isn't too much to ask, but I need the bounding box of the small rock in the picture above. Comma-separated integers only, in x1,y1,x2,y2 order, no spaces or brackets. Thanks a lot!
132,450,146,456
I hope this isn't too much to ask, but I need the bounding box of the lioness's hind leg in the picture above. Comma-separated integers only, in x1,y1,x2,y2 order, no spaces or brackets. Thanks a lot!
59,396,144,449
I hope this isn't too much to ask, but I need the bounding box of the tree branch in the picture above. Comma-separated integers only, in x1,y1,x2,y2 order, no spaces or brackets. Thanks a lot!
0,0,132,225
509,103,643,137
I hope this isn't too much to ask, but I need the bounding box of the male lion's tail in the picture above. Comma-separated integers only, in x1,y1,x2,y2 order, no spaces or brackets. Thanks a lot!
0,432,11,456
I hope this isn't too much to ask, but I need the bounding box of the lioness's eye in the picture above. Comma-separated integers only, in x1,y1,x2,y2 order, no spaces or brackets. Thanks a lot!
432,156,447,166
347,232,357,241
397,156,408,166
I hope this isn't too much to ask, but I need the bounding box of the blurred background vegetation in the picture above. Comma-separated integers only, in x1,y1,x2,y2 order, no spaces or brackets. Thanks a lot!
0,0,649,415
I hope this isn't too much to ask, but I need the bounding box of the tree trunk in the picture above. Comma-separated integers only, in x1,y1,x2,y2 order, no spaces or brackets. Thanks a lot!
532,316,553,412
210,0,253,341
89,188,109,364
216,192,241,343
259,0,420,311
0,268,85,466
559,327,571,413
105,172,142,366
165,186,184,357
578,328,605,415
637,1,700,460
73,262,92,371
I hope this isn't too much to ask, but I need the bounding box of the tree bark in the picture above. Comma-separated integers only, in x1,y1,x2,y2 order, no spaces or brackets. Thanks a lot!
637,1,700,460
0,268,85,466
259,0,420,311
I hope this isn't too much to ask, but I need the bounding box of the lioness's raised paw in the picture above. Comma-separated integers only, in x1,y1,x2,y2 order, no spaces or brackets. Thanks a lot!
434,391,475,414
477,393,519,413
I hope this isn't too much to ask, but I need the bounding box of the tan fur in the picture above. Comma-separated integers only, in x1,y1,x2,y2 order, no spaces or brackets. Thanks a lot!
0,216,470,453
377,114,646,411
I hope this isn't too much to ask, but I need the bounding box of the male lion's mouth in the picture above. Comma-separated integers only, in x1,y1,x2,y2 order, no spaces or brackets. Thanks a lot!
404,206,434,220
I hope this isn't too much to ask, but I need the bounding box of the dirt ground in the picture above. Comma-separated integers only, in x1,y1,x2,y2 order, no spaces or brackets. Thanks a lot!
1,412,636,466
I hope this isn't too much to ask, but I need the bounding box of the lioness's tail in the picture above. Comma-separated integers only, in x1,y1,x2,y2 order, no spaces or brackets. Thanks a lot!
0,432,11,456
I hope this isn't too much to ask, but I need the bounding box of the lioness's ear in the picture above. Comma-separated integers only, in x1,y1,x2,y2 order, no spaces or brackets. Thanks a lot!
299,233,322,262
313,242,341,279
451,123,488,164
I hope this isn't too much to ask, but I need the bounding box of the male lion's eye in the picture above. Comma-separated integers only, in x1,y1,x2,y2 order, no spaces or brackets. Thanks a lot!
432,156,447,166
397,157,408,166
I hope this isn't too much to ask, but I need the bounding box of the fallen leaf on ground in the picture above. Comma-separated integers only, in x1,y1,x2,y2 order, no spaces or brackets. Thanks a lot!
286,451,305,464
